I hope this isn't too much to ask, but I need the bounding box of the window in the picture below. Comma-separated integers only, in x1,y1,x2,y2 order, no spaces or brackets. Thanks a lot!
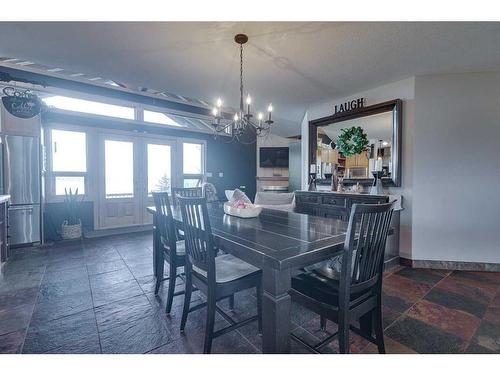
51,129,87,195
43,95,135,120
55,176,85,196
144,110,182,127
104,140,134,198
183,142,204,187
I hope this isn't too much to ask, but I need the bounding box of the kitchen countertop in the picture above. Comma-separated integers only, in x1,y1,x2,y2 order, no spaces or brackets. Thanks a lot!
0,195,10,204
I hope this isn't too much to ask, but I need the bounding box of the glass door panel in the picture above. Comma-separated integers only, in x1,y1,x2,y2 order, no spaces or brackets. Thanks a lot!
142,140,175,224
99,136,140,229
105,140,134,199
147,143,172,194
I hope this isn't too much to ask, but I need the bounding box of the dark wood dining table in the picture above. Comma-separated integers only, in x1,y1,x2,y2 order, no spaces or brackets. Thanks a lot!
147,203,349,353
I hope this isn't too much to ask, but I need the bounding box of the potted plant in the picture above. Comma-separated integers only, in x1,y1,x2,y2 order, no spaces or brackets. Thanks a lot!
61,187,83,240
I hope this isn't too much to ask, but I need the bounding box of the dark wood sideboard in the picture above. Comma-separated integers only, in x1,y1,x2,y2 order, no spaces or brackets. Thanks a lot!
295,190,389,221
294,191,400,265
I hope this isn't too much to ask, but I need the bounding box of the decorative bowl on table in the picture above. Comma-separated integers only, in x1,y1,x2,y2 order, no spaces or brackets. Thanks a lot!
223,201,262,218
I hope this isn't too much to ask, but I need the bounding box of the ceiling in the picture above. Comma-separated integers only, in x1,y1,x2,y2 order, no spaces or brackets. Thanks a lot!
1,22,499,136
322,111,393,143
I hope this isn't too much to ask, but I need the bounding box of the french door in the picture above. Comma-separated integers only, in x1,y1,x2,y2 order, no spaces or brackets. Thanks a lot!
97,133,176,229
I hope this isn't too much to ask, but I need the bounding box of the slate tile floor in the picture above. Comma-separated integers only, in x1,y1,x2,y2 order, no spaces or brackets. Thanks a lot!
0,232,499,354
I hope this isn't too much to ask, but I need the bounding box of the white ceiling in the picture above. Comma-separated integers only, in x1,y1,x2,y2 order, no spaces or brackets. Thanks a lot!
1,22,500,136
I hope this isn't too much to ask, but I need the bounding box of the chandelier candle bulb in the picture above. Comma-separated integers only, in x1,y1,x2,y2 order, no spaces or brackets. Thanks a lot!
217,98,222,108
267,104,273,121
246,95,251,115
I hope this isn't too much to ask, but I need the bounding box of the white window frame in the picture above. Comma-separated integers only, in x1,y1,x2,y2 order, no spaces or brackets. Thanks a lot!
45,125,89,201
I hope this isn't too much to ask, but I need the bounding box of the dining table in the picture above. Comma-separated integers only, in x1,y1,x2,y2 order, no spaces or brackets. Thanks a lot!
147,202,349,353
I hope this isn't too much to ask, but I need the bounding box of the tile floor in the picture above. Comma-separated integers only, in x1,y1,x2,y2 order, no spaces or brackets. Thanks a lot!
0,232,499,354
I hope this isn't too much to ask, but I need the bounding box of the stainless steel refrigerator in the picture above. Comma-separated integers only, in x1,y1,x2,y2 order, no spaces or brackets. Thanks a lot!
3,135,41,245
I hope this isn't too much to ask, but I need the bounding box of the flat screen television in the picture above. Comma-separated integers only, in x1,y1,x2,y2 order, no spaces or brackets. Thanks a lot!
259,147,289,168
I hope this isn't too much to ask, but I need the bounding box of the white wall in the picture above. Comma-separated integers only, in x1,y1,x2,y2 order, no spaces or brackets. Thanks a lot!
413,72,500,264
301,72,500,266
301,78,415,259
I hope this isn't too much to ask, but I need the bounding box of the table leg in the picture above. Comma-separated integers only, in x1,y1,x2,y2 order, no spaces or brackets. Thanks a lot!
261,268,292,353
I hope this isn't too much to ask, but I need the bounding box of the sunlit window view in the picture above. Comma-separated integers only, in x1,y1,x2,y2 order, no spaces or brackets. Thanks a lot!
183,143,202,174
52,129,87,172
144,110,182,127
51,129,87,195
183,142,203,187
55,176,85,195
105,140,134,198
147,144,172,194
43,95,135,120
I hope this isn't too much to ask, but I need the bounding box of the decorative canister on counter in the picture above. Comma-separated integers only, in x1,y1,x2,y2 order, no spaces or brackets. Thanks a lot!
337,177,344,192
370,171,384,195
331,166,338,191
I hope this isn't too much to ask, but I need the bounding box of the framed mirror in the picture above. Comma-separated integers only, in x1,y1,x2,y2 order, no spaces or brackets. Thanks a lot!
308,99,402,187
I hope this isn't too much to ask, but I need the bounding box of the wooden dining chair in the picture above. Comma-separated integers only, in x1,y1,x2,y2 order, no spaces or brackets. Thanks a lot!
290,201,395,354
172,187,203,206
152,191,189,314
178,196,262,354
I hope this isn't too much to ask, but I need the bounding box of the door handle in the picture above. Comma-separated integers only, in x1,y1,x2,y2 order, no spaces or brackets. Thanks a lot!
9,206,34,212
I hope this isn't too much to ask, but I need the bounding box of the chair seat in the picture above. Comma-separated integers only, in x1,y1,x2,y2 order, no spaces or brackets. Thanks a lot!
292,261,372,308
161,238,186,256
292,266,342,307
193,253,260,283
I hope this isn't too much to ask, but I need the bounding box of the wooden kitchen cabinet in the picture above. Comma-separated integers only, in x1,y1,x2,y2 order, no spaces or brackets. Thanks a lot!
345,153,369,168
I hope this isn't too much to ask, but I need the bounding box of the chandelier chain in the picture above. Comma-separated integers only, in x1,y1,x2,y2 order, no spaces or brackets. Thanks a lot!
239,43,244,113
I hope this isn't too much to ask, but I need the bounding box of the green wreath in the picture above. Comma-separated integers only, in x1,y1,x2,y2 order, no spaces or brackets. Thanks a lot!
335,126,369,157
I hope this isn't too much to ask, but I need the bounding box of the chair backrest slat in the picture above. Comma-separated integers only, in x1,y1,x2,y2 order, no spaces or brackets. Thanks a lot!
172,187,203,206
340,201,395,299
152,191,178,254
178,196,216,282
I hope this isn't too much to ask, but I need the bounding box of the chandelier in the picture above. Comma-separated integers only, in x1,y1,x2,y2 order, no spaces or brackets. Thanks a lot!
211,34,274,143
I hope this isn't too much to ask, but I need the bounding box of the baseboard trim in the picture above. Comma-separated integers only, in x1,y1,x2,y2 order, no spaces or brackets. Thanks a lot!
84,225,152,239
384,256,400,271
400,257,500,272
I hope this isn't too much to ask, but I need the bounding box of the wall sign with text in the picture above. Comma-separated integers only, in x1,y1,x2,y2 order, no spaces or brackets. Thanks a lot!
1,87,42,119
334,98,365,115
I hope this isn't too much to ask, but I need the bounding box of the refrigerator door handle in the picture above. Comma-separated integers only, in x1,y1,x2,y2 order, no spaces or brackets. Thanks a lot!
9,205,34,211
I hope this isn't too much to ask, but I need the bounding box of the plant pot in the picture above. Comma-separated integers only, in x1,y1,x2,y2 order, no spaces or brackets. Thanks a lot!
61,220,82,240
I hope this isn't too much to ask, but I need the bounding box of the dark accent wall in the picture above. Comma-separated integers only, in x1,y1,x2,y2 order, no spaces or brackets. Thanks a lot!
42,112,256,240
44,202,94,241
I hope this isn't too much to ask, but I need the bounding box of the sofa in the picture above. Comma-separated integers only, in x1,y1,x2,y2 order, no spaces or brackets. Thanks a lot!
254,191,295,212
